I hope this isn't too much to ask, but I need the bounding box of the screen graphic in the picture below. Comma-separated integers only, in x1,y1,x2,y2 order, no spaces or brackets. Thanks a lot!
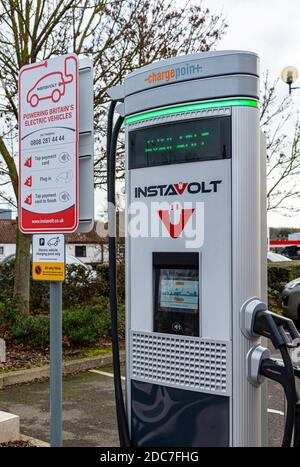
129,117,231,169
160,279,198,310
158,268,199,314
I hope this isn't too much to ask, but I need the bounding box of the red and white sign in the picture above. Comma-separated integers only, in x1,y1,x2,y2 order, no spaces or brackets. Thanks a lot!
18,54,79,233
269,239,300,247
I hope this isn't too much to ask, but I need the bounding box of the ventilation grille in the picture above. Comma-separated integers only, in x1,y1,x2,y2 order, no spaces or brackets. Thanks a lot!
130,331,231,395
127,107,231,131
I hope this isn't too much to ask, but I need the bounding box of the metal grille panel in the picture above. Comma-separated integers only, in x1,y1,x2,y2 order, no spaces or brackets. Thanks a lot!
126,107,231,131
130,331,231,395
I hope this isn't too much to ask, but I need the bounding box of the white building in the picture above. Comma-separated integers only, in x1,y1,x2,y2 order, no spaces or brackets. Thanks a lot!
65,225,109,265
288,232,300,240
0,219,111,266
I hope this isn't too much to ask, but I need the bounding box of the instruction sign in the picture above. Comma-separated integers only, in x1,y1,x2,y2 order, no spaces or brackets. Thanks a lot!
32,234,65,281
19,54,79,233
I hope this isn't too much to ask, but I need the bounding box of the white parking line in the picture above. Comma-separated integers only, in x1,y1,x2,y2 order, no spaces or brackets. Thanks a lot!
89,369,125,381
268,408,284,416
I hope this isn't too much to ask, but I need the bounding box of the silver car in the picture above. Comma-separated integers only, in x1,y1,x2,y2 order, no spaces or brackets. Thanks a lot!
267,252,292,262
282,278,300,326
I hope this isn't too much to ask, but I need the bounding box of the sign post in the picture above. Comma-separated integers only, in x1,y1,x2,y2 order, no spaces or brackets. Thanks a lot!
50,281,62,447
19,54,79,448
32,232,66,447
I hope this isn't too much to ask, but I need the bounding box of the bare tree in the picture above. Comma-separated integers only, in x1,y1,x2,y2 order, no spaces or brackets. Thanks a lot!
260,73,300,213
0,0,226,313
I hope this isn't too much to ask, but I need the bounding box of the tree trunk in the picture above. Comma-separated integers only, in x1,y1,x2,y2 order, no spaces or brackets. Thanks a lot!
13,227,31,315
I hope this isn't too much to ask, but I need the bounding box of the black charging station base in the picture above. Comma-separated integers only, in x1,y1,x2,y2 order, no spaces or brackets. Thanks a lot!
131,380,230,447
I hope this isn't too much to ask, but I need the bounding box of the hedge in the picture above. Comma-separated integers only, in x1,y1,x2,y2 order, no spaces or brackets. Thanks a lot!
0,261,125,313
10,302,125,347
1,259,300,347
268,260,300,311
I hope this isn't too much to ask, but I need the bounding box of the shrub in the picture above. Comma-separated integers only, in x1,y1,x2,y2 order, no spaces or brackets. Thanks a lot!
30,280,49,314
268,260,300,310
8,302,125,348
0,261,126,315
62,265,98,308
63,303,125,345
10,315,49,346
62,306,108,345
0,262,14,303
96,263,125,302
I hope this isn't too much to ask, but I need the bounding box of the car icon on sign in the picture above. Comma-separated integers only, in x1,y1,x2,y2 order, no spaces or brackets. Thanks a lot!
26,56,76,108
47,237,60,247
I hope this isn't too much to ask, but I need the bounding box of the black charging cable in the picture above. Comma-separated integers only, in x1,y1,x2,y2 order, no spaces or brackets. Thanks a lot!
279,345,297,447
107,101,131,447
254,309,298,447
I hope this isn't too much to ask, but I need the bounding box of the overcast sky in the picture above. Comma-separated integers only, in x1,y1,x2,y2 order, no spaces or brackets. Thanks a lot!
4,1,299,228
204,0,300,227
96,0,300,227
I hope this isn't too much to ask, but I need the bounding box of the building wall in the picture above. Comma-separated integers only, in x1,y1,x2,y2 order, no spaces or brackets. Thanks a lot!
0,243,16,261
288,233,300,240
66,243,108,264
0,210,12,219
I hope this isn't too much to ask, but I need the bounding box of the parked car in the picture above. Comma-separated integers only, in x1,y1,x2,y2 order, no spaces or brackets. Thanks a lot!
282,278,300,326
281,245,300,260
267,252,292,262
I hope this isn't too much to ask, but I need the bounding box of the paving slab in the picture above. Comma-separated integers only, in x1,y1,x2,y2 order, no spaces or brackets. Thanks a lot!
0,410,20,443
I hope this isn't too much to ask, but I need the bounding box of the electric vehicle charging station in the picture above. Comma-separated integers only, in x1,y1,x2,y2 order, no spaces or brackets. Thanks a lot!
107,50,300,447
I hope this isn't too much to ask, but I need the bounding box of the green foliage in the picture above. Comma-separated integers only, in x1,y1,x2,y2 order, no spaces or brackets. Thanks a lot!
0,261,125,315
8,302,125,348
10,315,49,347
62,265,98,308
5,260,300,347
0,259,126,347
80,347,112,358
62,306,109,345
0,262,14,303
30,280,49,314
96,264,110,295
96,263,125,302
268,261,300,310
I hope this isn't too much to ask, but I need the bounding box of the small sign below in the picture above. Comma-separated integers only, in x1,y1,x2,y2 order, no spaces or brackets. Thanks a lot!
32,234,65,281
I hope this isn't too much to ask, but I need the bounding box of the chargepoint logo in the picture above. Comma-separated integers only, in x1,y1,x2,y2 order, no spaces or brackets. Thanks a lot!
144,62,203,84
134,180,222,198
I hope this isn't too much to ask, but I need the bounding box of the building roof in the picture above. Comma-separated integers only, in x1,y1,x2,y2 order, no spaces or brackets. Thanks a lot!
0,219,108,244
0,220,17,243
65,221,107,244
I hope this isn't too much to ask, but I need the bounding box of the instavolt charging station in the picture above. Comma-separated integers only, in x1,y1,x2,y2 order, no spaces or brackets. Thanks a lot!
107,50,300,447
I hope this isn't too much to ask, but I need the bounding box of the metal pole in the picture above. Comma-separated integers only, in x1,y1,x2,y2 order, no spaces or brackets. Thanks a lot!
50,281,62,447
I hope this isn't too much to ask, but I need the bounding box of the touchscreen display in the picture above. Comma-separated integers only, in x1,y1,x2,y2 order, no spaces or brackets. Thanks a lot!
158,268,199,313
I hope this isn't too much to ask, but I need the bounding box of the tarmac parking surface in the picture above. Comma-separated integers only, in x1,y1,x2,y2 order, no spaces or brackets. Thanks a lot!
0,365,288,447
